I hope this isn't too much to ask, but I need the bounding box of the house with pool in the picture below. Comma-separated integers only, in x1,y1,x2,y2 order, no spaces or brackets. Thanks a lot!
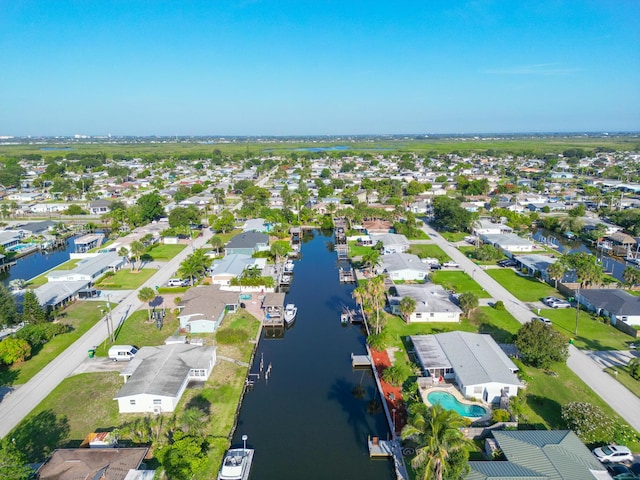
410,332,521,404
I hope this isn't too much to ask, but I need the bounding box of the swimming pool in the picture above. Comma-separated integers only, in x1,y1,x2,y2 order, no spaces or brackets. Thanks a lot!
427,390,488,418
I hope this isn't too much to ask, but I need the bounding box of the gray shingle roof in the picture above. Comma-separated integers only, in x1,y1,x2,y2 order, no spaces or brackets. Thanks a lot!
391,284,462,314
580,288,640,316
380,253,430,274
226,231,269,249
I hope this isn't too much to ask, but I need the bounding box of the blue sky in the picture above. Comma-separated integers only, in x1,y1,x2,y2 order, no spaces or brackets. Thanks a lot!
1,1,639,136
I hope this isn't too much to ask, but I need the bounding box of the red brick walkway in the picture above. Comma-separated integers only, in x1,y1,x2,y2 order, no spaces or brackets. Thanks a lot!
370,348,407,435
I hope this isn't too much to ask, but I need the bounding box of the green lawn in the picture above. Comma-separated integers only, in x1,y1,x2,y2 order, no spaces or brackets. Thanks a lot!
0,301,107,386
473,306,522,343
604,366,640,399
486,269,557,302
408,244,450,261
440,231,468,242
457,245,507,265
94,268,157,290
430,270,490,298
517,361,640,450
541,308,636,351
348,241,375,257
94,309,180,356
211,229,242,245
146,242,187,260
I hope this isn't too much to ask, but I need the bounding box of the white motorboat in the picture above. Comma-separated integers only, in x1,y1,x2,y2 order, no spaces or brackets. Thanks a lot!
284,303,297,325
217,447,254,480
284,259,294,273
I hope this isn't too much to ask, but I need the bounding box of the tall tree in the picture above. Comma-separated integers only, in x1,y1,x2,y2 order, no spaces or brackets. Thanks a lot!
129,241,146,272
546,261,566,288
458,292,479,318
622,266,640,289
0,438,31,480
137,287,156,323
21,290,46,324
562,252,603,335
401,404,470,480
515,320,569,369
0,284,19,326
137,191,164,222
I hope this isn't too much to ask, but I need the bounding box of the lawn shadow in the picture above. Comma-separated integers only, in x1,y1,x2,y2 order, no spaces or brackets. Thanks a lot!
11,409,70,463
0,366,19,387
478,322,516,343
186,393,212,415
525,394,564,429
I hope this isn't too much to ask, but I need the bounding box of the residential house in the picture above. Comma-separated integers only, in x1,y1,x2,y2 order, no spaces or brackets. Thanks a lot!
114,343,217,413
177,285,240,333
411,332,520,403
389,284,462,323
18,220,58,236
362,219,393,234
378,253,430,281
514,254,558,281
210,254,261,285
472,219,514,236
370,233,410,255
46,252,124,283
242,218,271,233
578,288,640,326
37,447,150,480
225,231,269,256
467,430,608,480
0,230,22,250
88,198,113,215
606,231,637,257
480,233,534,253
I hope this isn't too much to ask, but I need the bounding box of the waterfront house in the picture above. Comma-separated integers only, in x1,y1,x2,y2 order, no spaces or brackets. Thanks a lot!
389,284,462,323
513,254,558,281
225,231,269,256
577,288,640,326
467,430,607,480
177,285,239,333
472,219,513,236
370,233,410,255
606,231,637,257
378,253,430,281
210,254,262,285
18,220,58,236
114,343,216,413
362,219,393,234
0,230,22,250
411,332,520,403
480,233,534,253
46,252,124,283
37,447,150,480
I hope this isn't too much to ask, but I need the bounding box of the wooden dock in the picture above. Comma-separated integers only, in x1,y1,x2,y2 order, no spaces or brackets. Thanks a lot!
338,267,356,283
368,436,394,457
351,353,371,368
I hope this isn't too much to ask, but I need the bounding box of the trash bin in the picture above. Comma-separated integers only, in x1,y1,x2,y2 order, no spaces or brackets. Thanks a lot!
88,349,95,358
568,338,574,345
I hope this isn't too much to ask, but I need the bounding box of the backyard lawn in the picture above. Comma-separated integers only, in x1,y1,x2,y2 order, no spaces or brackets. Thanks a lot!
0,301,107,386
486,269,557,302
94,309,180,356
430,270,490,298
94,268,157,290
408,244,450,261
440,231,468,242
542,308,636,351
348,241,375,258
146,242,187,260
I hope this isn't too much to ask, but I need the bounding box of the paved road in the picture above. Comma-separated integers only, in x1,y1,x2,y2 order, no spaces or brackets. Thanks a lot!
420,223,640,432
0,228,213,438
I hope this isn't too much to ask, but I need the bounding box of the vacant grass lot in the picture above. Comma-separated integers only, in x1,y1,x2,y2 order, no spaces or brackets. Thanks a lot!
95,268,156,290
430,270,490,298
146,243,187,260
486,269,557,302
408,244,449,261
473,306,522,343
0,301,107,386
440,231,468,242
457,245,507,265
542,308,635,350
94,309,180,356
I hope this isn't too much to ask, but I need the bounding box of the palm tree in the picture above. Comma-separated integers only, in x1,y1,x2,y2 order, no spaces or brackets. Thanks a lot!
129,240,146,272
361,249,381,275
546,261,566,288
178,249,209,286
137,287,156,322
401,404,470,480
623,266,640,289
399,296,416,322
562,252,604,335
209,236,224,256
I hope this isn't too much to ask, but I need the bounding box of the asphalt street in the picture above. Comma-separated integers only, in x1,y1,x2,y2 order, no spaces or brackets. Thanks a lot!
421,223,640,433
0,228,213,438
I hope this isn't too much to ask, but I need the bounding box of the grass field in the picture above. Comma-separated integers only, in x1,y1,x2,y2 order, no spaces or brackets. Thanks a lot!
0,301,107,386
430,270,490,298
457,245,507,265
473,306,522,343
146,242,187,260
408,243,449,261
542,308,635,350
94,309,180,356
95,268,156,290
348,241,375,257
486,269,557,302
440,231,468,242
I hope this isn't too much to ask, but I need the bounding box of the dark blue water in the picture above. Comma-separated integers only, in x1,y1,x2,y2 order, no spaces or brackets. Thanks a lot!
232,230,393,480
0,237,75,286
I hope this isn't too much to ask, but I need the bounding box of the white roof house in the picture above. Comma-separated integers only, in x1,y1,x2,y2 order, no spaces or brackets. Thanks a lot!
480,233,534,253
46,252,124,283
411,332,520,403
210,254,260,285
379,253,430,281
114,344,217,414
472,219,513,236
389,284,462,323
370,233,410,255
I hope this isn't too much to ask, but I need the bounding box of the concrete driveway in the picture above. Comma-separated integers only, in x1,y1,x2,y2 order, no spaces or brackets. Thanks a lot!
586,349,639,369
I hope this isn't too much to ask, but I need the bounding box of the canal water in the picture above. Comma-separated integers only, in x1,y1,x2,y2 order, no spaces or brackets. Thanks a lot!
0,237,76,286
232,230,394,480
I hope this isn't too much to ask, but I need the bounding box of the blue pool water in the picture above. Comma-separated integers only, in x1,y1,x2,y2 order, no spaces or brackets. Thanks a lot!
427,391,488,418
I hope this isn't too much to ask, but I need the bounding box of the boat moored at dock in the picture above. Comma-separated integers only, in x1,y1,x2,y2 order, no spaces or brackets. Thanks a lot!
217,446,254,480
284,303,297,326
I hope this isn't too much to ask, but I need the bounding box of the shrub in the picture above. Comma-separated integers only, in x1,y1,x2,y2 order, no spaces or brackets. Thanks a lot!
367,332,387,351
629,357,640,380
493,300,505,310
491,409,511,423
561,402,615,444
16,323,71,347
515,320,568,369
381,365,405,387
0,338,32,365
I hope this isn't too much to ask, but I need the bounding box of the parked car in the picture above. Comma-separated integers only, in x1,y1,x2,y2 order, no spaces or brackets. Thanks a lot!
606,464,634,479
497,259,517,267
442,261,459,268
592,445,634,463
542,296,571,308
168,278,189,287
532,316,552,326
630,463,640,476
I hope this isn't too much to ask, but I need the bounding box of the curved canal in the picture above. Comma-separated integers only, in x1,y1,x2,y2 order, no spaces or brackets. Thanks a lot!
232,230,393,479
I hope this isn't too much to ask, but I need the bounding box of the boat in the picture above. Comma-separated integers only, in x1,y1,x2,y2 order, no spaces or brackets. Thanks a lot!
217,447,254,480
284,259,294,274
284,303,297,325
340,312,349,324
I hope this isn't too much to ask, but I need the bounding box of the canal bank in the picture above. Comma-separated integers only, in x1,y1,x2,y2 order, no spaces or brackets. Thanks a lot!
230,230,394,480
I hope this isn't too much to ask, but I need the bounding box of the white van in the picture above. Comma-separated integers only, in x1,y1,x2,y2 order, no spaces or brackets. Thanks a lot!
108,345,138,362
